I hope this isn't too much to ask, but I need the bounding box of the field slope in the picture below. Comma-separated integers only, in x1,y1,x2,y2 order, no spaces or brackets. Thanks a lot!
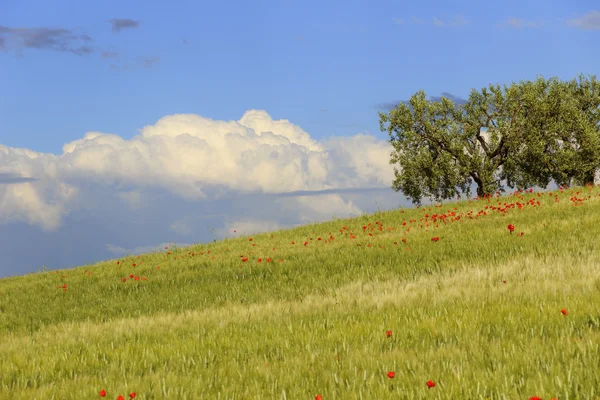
1,186,600,400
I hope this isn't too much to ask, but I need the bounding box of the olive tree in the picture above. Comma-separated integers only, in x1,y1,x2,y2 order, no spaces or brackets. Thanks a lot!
379,74,600,205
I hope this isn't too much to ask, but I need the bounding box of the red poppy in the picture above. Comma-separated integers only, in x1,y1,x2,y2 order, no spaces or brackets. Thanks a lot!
561,309,568,315
242,257,248,262
507,224,515,233
122,278,127,282
257,258,262,263
529,397,542,400
249,238,253,241
129,393,136,399
315,395,322,400
99,389,106,397
387,371,395,379
386,330,392,338
117,396,125,400
431,237,439,242
426,380,435,388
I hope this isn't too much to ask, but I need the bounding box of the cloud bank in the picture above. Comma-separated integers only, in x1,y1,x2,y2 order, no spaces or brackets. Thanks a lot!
0,110,405,278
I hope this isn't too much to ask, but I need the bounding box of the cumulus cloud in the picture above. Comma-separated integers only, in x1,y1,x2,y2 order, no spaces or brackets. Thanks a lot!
567,11,600,30
0,110,396,236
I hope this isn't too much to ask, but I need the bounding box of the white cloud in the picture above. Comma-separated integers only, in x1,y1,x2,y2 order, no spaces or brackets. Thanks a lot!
0,146,78,231
0,110,395,232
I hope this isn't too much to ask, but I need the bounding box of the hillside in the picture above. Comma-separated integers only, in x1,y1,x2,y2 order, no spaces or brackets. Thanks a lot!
1,186,600,399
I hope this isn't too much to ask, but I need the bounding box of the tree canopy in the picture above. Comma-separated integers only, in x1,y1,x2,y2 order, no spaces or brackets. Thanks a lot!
379,74,600,205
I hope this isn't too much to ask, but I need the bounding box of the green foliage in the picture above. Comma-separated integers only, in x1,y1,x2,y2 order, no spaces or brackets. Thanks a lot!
381,74,600,205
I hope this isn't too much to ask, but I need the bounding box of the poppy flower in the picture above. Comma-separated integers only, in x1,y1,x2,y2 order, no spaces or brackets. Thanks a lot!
561,309,568,315
99,389,106,397
387,371,395,379
431,237,439,242
386,330,392,338
315,396,322,400
426,380,435,388
117,396,125,400
241,257,248,262
507,224,515,233
529,397,542,400
129,393,136,399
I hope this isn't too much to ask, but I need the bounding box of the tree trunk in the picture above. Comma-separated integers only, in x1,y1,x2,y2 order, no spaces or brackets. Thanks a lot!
471,173,485,197
477,185,485,197
583,169,597,186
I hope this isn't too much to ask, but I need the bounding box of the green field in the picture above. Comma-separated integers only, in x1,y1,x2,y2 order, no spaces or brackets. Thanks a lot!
1,186,599,400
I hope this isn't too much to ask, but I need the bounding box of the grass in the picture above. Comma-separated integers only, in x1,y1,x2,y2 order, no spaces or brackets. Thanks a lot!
1,186,600,399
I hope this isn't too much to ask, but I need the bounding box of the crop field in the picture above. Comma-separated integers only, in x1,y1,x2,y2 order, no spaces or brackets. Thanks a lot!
1,186,599,399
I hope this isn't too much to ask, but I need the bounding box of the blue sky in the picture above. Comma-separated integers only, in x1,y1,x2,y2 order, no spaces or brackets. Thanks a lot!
0,0,599,278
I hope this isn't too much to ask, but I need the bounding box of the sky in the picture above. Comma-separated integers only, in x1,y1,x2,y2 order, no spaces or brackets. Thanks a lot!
0,0,599,278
